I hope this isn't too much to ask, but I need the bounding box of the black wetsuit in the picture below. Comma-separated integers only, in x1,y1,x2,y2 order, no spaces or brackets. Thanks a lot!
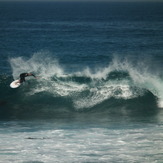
19,73,35,83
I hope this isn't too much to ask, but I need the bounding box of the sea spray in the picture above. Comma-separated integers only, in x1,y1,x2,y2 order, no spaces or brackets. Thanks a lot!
9,51,64,80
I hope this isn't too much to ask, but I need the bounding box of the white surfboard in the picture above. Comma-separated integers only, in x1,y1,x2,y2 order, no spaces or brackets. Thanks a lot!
10,80,21,88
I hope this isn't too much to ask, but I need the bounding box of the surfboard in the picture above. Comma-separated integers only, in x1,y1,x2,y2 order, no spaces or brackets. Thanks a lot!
10,80,21,88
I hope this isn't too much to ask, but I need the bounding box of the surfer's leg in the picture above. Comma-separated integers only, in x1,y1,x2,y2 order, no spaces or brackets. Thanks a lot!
19,77,25,83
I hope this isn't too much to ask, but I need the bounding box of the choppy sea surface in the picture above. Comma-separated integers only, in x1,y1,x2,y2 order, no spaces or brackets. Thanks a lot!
0,1,163,162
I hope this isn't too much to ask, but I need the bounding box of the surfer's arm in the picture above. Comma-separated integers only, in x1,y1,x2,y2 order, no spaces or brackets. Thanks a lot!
31,73,39,79
32,74,36,78
29,73,37,78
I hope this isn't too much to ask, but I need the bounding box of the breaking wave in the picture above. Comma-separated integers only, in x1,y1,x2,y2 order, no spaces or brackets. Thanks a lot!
0,52,162,120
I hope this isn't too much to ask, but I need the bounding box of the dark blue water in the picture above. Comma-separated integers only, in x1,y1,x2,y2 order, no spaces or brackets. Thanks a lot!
0,2,163,162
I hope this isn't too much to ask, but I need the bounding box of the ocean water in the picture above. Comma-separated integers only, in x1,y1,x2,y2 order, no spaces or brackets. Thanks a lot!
0,1,163,163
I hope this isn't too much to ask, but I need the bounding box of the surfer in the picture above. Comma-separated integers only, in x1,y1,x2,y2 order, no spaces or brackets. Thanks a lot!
18,73,37,83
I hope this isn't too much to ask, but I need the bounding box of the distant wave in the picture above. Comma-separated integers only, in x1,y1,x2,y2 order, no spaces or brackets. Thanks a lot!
0,52,162,120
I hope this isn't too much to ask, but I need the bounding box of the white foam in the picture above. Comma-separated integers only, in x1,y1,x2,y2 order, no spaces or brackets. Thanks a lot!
158,100,163,108
73,82,141,109
1,123,163,163
109,56,163,108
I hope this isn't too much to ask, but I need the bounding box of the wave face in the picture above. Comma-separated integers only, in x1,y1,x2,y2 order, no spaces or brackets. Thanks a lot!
0,53,162,120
